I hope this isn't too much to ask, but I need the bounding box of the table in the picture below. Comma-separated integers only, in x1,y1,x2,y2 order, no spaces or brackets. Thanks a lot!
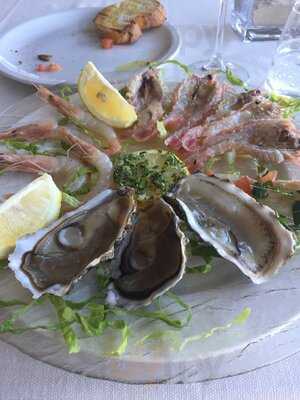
1,0,300,399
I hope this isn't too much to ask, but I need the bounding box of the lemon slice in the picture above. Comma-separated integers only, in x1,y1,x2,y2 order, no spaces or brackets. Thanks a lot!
0,174,62,259
78,61,137,128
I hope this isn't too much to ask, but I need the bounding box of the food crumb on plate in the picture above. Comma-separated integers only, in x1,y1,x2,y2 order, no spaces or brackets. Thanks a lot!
35,63,63,72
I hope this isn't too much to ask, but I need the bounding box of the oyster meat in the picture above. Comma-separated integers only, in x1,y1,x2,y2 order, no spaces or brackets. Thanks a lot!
165,173,295,283
111,198,187,305
9,188,136,298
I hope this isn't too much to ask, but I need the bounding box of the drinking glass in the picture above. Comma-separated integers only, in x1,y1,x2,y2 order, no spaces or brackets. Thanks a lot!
265,1,300,97
190,0,249,81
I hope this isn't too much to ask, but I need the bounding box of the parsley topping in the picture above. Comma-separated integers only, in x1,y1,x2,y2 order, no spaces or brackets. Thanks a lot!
113,150,188,201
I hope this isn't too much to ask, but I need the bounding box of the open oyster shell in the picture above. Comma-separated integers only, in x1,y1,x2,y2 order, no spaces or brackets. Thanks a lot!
165,173,295,284
111,198,187,305
9,188,136,298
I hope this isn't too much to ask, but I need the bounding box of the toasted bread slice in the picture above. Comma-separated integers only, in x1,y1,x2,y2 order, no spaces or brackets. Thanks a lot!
94,0,167,45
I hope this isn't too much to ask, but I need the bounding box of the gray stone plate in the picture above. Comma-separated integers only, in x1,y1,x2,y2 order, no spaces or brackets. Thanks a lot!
0,92,300,384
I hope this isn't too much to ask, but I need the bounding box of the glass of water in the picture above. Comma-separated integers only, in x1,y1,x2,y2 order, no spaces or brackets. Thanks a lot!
265,1,300,97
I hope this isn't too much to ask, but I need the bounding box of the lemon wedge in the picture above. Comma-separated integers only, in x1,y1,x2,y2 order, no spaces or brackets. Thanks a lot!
78,61,137,128
0,174,62,259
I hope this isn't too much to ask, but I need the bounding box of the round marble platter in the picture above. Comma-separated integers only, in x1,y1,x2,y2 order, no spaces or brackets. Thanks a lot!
1,92,300,384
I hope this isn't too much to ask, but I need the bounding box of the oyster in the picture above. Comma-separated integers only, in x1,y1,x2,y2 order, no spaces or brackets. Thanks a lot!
165,173,295,283
9,188,136,298
111,198,187,305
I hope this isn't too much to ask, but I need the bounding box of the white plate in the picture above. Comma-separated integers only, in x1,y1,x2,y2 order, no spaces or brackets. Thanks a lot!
0,8,181,86
1,90,300,384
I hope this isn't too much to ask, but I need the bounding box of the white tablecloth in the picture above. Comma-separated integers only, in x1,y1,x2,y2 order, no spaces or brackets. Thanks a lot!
0,1,300,399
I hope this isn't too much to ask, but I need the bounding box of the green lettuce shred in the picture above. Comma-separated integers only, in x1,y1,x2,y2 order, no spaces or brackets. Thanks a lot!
187,264,212,274
149,59,192,75
59,85,73,102
61,192,81,208
115,60,151,73
225,67,247,88
62,166,97,197
179,307,251,351
129,292,191,329
49,295,80,354
109,320,131,356
268,92,300,118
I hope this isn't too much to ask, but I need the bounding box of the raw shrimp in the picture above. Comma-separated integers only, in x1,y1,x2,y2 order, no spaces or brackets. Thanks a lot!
0,123,113,198
36,86,121,155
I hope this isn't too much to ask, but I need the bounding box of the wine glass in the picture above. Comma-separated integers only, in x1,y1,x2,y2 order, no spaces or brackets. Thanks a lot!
190,0,249,81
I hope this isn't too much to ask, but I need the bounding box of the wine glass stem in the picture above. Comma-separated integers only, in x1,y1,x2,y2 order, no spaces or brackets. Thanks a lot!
204,0,227,71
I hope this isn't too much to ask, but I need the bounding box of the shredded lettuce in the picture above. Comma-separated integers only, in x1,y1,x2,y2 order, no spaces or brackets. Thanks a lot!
76,304,107,337
149,59,192,75
129,292,191,329
204,156,220,174
116,58,192,75
137,329,181,350
179,307,251,350
225,67,247,88
63,166,97,197
116,60,151,73
61,192,81,208
59,85,73,102
0,254,251,356
0,299,45,334
187,263,212,274
49,295,80,354
137,308,251,351
268,92,300,118
108,320,131,356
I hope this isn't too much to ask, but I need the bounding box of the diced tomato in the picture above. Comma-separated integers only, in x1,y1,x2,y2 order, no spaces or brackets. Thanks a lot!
100,38,114,49
260,170,278,184
234,176,253,195
35,64,48,72
35,63,63,73
47,63,63,72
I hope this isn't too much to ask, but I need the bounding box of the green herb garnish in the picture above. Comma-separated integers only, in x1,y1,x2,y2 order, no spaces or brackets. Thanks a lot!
113,150,188,201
